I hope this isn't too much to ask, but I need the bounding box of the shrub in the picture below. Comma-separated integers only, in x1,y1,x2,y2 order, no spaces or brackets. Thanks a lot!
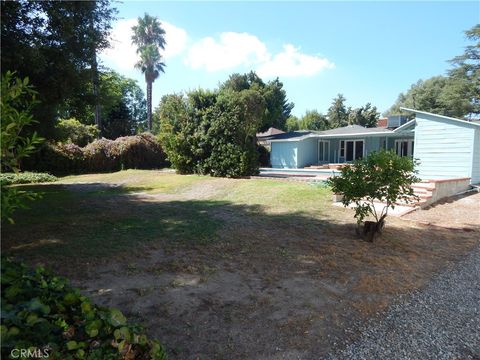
24,134,167,175
257,145,270,167
54,118,99,147
1,71,43,223
1,258,168,359
0,172,57,186
327,150,420,242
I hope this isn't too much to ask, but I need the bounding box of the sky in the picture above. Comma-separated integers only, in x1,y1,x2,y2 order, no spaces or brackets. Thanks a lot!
100,1,480,117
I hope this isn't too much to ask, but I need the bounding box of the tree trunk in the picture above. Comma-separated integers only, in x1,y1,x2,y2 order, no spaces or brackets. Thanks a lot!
147,80,152,132
357,219,386,242
90,17,101,137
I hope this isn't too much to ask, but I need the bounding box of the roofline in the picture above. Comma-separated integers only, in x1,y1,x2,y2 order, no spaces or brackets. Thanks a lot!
269,131,409,142
393,119,416,132
400,107,480,128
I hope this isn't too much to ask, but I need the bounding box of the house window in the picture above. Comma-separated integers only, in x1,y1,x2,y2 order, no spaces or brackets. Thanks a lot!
395,139,414,157
340,140,364,161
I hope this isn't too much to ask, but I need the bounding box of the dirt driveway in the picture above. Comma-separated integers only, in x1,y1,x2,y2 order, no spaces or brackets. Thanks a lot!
404,191,480,229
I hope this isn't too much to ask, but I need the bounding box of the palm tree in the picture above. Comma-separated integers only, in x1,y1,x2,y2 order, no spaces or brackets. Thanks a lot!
132,14,166,131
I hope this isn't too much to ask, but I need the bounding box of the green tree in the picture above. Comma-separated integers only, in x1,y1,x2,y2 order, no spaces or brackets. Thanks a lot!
1,0,116,138
1,72,43,223
300,110,329,131
327,150,419,242
448,24,480,117
132,14,166,131
348,103,379,127
54,118,99,147
285,116,300,131
220,71,294,131
327,94,349,128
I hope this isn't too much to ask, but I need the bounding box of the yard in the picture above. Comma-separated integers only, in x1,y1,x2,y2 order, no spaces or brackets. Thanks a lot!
2,170,478,359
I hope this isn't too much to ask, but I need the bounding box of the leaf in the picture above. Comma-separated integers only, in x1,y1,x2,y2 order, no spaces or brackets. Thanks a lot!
107,309,126,327
67,340,78,350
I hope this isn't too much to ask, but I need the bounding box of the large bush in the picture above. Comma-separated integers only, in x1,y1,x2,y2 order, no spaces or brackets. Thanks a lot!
1,258,167,359
158,88,263,177
54,118,99,147
24,133,167,175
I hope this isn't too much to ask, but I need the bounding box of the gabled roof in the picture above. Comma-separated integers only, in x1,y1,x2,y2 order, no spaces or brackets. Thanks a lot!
256,127,285,138
400,107,480,129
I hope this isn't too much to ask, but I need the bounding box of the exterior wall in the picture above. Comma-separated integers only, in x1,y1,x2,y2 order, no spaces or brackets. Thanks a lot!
414,114,475,180
471,128,480,184
270,141,298,168
297,138,318,168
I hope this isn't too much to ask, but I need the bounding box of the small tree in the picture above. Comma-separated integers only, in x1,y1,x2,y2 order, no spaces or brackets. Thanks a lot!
1,71,43,223
328,150,420,242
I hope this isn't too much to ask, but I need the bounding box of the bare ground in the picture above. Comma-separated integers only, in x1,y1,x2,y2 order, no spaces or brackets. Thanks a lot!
2,176,479,359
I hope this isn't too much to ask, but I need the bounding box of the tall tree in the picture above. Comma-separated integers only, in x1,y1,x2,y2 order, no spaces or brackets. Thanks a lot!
300,110,329,131
448,24,480,118
348,103,379,127
131,14,166,131
1,0,116,138
327,94,349,128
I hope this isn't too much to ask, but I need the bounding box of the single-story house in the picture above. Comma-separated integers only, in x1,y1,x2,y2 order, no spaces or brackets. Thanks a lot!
256,127,285,150
270,108,480,184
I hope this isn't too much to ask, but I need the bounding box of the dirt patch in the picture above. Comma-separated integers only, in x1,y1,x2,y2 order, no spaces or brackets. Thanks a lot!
3,177,479,359
404,191,480,229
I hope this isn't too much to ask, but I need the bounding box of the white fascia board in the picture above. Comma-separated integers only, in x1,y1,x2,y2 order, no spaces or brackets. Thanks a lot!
400,107,480,128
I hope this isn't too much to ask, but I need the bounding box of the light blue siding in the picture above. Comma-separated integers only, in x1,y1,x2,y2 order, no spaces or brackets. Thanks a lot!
297,138,317,167
471,128,480,184
271,141,298,168
414,114,475,180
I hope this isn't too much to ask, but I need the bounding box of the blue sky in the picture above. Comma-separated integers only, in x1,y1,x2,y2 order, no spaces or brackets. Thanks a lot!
100,1,479,117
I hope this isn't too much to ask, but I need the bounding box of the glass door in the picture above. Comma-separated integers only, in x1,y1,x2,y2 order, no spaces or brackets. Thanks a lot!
318,140,330,163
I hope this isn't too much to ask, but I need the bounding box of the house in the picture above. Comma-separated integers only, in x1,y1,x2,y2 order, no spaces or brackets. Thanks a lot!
270,108,480,184
256,127,285,149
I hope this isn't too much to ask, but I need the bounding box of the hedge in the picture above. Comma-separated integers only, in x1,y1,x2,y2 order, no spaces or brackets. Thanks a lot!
23,133,168,176
0,172,57,186
1,258,168,359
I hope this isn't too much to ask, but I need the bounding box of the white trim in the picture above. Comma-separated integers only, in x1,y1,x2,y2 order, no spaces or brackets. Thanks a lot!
340,139,365,162
393,119,416,132
394,139,414,157
400,107,480,128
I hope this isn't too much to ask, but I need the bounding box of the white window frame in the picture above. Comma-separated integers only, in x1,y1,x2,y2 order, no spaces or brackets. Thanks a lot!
394,139,414,157
318,140,330,164
339,139,365,162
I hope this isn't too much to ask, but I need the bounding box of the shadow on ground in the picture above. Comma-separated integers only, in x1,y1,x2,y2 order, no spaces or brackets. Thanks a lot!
2,183,479,359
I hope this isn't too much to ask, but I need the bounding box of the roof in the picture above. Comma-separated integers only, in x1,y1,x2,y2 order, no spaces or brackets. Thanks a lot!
400,107,480,129
269,130,312,141
256,127,285,138
318,124,391,136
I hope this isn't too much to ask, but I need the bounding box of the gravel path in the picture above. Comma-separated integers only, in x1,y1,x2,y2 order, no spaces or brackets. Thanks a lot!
327,244,480,360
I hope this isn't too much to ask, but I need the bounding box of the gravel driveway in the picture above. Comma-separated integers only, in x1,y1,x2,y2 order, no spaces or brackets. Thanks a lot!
327,244,480,360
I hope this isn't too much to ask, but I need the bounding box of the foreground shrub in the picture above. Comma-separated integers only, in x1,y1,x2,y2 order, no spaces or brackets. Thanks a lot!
24,133,167,175
0,172,57,186
327,150,420,242
1,71,43,223
1,258,168,359
54,118,99,147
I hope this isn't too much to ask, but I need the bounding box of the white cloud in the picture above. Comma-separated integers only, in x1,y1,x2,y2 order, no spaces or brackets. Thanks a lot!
257,44,335,78
100,18,187,70
184,32,269,72
184,33,334,78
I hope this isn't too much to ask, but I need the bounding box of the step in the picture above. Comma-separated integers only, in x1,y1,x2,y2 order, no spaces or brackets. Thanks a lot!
412,183,436,191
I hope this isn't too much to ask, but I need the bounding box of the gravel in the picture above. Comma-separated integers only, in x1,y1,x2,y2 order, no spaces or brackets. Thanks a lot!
326,244,480,360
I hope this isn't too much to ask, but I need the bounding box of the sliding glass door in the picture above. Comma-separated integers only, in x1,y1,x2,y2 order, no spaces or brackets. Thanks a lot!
340,140,364,162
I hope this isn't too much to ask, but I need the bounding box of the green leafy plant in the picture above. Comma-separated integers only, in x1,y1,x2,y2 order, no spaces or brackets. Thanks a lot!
1,258,168,359
1,71,44,223
0,172,57,186
55,118,99,147
327,150,420,241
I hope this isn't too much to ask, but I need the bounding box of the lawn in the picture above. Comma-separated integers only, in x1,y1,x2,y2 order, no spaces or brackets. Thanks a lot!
2,169,478,359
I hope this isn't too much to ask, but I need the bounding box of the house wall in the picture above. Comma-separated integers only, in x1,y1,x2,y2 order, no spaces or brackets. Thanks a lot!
414,114,475,180
471,128,480,184
270,141,298,168
297,138,318,167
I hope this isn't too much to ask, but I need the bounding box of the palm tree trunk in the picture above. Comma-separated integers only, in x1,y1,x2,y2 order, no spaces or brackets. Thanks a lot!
147,80,152,131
